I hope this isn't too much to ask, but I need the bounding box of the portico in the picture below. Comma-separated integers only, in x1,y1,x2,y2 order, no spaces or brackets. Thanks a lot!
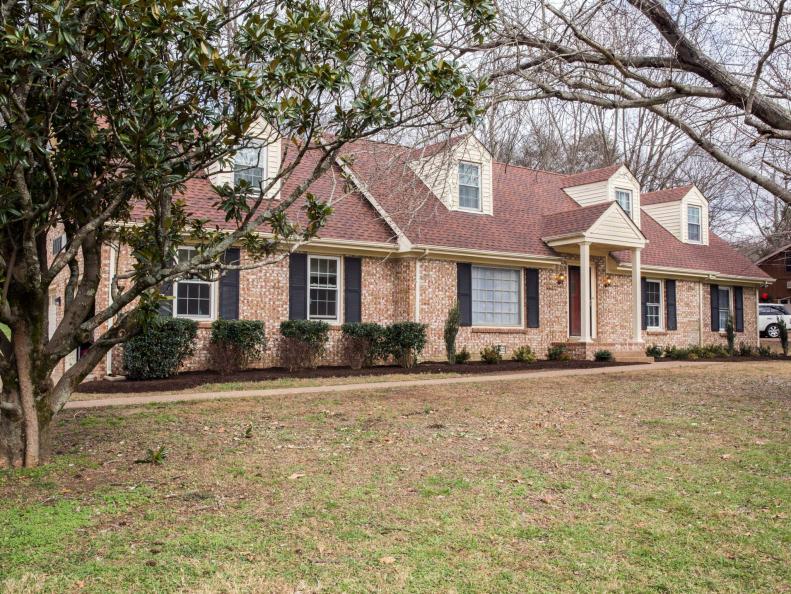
542,202,647,346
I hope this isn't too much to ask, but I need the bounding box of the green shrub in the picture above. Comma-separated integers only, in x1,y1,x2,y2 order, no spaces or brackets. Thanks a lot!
725,317,735,355
341,322,386,369
758,345,773,357
135,445,168,465
384,322,427,368
737,342,755,357
664,346,690,360
455,347,471,364
594,349,613,362
480,345,503,364
444,303,460,364
547,344,570,361
279,320,330,371
779,318,789,356
512,345,536,363
209,320,267,374
646,344,663,358
123,318,198,380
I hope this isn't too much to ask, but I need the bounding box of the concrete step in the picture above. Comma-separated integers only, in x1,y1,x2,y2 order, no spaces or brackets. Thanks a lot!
612,351,654,364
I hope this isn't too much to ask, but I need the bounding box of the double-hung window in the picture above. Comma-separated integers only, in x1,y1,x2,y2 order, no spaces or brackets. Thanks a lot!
233,144,265,190
718,287,731,331
615,189,632,217
645,279,662,329
174,247,215,320
308,256,339,321
458,162,481,211
688,205,702,242
471,266,521,326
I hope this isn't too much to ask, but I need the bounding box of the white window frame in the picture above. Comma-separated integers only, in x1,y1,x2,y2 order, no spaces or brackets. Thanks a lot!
233,143,266,192
458,161,482,212
172,247,217,321
307,255,341,323
717,286,732,332
688,205,702,243
645,279,663,330
615,188,632,217
471,265,522,328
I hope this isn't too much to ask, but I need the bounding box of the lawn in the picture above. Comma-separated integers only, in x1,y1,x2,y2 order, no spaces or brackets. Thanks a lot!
1,362,789,593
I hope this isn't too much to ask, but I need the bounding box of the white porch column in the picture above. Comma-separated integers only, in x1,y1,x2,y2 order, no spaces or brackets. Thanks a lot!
631,247,642,343
580,241,591,342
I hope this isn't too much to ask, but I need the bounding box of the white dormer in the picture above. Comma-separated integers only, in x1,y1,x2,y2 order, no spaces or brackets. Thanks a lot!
409,135,493,215
209,118,281,200
642,185,709,245
562,164,641,227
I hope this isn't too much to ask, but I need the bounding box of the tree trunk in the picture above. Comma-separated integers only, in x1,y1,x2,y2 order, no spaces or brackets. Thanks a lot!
0,321,54,468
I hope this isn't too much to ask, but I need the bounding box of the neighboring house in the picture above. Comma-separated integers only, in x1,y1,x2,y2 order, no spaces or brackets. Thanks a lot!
756,244,791,303
50,134,772,378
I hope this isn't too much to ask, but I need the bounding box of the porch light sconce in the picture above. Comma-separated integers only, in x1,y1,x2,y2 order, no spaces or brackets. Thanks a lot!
603,275,613,287
554,271,566,285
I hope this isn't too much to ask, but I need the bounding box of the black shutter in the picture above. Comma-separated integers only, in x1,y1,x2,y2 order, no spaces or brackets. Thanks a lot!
641,277,648,330
457,263,472,327
219,248,241,320
344,257,362,324
734,286,744,332
158,281,174,317
665,279,677,331
289,253,308,320
710,284,719,331
525,268,539,328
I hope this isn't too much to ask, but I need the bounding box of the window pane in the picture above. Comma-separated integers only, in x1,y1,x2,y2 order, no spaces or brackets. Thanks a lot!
472,267,520,326
308,257,338,319
458,163,480,210
234,146,264,189
615,190,632,215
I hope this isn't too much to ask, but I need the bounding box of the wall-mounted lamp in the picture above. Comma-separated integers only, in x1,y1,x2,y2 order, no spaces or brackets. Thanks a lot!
603,275,613,288
555,271,566,285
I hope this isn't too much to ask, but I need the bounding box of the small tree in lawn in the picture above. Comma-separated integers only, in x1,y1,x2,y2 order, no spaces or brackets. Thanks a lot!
779,319,789,357
0,0,493,467
444,303,460,364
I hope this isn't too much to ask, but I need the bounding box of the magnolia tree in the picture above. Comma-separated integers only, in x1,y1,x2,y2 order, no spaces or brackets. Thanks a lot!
0,0,493,467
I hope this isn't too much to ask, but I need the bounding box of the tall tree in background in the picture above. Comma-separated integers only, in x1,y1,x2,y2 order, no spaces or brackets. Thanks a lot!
464,0,791,222
0,0,493,467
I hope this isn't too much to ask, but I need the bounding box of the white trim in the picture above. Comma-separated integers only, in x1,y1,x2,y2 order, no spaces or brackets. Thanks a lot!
172,246,218,321
457,161,483,213
307,255,342,323
716,285,734,332
644,278,663,330
614,187,633,217
470,264,523,328
686,204,703,244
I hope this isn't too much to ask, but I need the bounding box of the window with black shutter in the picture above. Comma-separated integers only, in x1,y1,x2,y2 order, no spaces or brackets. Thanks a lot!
344,257,362,323
525,268,539,328
665,280,677,331
457,263,472,326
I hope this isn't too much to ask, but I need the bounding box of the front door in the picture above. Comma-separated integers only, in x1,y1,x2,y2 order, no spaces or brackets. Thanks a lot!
568,266,594,337
569,266,582,336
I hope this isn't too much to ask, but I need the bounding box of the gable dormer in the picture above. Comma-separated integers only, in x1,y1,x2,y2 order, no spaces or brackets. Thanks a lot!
409,135,493,215
209,119,281,200
642,185,709,245
561,164,641,227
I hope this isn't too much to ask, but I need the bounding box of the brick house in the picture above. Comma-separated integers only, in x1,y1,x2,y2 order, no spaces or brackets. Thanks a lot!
51,134,772,378
756,244,791,302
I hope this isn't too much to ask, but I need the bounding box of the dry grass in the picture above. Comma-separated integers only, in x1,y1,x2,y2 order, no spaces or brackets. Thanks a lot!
1,362,790,593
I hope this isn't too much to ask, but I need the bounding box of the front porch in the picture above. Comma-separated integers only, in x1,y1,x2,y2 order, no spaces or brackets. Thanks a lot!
542,201,649,359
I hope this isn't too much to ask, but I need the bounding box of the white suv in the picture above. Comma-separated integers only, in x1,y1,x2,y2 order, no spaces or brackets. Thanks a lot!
759,303,791,338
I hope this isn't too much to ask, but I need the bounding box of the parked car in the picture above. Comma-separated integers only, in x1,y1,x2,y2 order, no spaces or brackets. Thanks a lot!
759,303,791,338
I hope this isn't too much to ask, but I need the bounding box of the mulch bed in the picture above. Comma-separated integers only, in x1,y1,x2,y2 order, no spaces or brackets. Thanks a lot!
78,359,639,394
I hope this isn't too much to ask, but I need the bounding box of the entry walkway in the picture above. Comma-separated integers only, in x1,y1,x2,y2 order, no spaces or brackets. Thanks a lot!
65,360,722,410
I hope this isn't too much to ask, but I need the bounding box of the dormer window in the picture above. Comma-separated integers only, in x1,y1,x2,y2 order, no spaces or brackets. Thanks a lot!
234,145,265,191
458,162,481,211
615,189,632,217
688,205,702,242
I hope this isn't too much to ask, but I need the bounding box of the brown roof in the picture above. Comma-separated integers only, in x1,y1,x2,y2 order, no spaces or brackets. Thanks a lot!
559,164,622,188
642,185,693,205
541,203,612,237
169,138,769,280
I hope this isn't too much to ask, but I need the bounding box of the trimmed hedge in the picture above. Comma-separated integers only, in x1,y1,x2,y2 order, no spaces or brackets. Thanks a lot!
279,320,330,370
384,322,427,368
124,318,198,380
209,320,267,374
341,322,386,369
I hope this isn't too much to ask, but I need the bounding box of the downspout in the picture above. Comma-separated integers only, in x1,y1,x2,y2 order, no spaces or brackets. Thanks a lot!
105,243,118,376
698,281,704,346
415,248,430,322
